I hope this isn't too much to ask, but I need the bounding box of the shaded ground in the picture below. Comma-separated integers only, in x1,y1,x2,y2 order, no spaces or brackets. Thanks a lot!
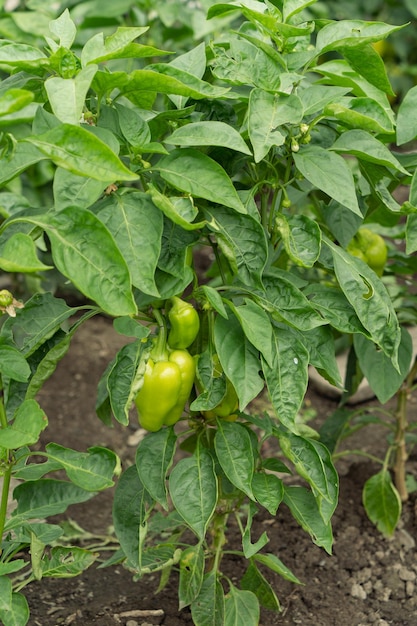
18,316,417,626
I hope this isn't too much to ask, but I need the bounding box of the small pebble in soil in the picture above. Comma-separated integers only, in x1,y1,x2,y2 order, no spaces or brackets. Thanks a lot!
351,582,367,599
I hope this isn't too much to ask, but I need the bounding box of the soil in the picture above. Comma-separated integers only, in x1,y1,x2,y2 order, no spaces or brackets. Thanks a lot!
14,316,417,626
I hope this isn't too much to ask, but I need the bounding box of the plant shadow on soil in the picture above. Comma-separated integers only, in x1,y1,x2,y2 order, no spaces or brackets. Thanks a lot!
20,316,417,626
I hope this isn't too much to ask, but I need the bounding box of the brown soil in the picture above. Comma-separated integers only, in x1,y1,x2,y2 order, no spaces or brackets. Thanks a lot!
18,316,417,626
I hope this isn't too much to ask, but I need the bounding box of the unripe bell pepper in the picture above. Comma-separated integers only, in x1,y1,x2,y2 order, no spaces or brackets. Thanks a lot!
347,227,387,276
168,296,200,349
135,357,182,432
164,349,196,426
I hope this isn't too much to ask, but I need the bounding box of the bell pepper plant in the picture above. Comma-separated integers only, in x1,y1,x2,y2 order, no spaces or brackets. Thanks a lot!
0,1,417,625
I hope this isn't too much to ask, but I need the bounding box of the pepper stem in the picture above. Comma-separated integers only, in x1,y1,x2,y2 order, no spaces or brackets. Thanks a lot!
152,308,168,361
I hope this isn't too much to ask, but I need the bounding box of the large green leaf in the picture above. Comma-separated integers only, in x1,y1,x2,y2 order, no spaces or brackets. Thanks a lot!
363,470,401,536
248,88,303,162
169,446,217,541
327,239,401,367
113,465,153,570
324,97,394,134
93,192,163,297
214,421,255,500
191,572,225,626
262,325,309,432
214,313,264,409
166,121,252,155
331,130,409,175
283,485,333,553
224,586,260,625
315,20,404,55
294,145,361,215
159,149,245,213
81,27,167,66
4,208,137,316
279,433,339,524
44,443,119,491
275,214,322,268
353,327,413,403
396,85,417,146
25,124,137,182
0,577,29,626
205,206,268,288
45,65,98,125
136,428,177,510
0,399,46,448
241,561,280,611
179,544,205,610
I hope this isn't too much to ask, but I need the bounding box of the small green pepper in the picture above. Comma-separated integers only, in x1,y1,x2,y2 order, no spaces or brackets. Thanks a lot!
168,296,200,349
347,227,387,276
135,356,182,432
164,349,196,426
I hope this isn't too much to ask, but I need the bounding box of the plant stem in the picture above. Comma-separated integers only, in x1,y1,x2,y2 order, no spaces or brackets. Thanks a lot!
393,356,417,502
208,511,228,574
332,449,384,465
0,464,12,554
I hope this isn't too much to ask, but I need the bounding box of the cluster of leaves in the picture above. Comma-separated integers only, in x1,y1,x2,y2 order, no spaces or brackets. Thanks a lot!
0,0,417,624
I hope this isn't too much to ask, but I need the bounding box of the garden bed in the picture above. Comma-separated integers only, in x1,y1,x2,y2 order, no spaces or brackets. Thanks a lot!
19,316,417,626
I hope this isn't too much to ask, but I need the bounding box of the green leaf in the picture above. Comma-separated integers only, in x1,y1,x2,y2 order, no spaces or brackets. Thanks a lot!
251,472,283,515
81,27,166,66
275,214,322,268
298,84,351,116
224,585,260,626
113,316,150,339
254,552,302,584
136,428,177,510
331,129,409,175
49,9,77,50
283,0,317,21
179,543,205,610
45,65,98,125
353,327,413,404
44,443,119,491
256,271,325,331
363,470,401,536
294,145,361,215
0,232,53,273
396,85,417,146
166,121,252,155
169,446,217,541
0,88,34,117
0,292,75,357
0,577,29,626
262,325,309,431
214,421,255,500
241,561,280,611
0,142,45,188
52,167,105,210
0,344,31,382
7,480,94,530
7,208,137,317
279,433,339,524
283,485,334,553
201,286,228,319
94,192,163,297
324,97,394,134
234,299,274,366
214,313,264,409
168,42,206,109
327,239,401,367
406,214,417,255
191,572,225,626
205,206,268,289
315,20,404,55
113,465,153,570
248,88,303,162
305,284,368,335
41,546,97,578
340,44,395,95
107,340,150,426
148,185,206,232
0,400,47,449
303,326,344,389
25,124,137,182
158,148,245,213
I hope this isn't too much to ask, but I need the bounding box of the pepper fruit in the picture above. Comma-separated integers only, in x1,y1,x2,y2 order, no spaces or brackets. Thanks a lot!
135,355,182,432
164,348,196,426
347,227,387,276
168,296,200,349
199,354,239,420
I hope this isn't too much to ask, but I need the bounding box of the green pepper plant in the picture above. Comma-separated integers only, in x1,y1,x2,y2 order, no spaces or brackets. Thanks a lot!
0,1,417,624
